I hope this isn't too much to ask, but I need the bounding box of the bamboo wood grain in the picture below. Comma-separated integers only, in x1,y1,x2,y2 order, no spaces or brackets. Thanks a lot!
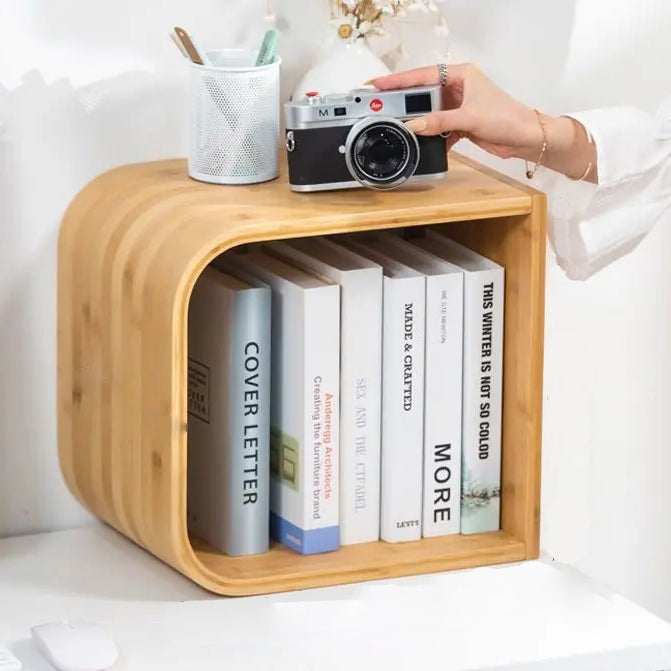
58,154,544,595
195,532,525,595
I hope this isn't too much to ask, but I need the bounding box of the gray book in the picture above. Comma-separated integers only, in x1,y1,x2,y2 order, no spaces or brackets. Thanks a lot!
187,264,271,556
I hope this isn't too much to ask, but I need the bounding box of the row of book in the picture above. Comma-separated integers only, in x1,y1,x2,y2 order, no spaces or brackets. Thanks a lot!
187,228,504,556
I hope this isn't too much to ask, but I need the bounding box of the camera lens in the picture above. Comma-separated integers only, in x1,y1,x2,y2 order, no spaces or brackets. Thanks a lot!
345,118,420,190
354,126,408,180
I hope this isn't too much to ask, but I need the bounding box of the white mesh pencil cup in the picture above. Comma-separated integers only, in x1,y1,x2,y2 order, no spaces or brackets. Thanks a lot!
188,49,281,185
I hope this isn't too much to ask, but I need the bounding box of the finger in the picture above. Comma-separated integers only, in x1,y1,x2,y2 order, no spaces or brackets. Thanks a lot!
367,63,467,91
405,109,471,136
366,66,440,91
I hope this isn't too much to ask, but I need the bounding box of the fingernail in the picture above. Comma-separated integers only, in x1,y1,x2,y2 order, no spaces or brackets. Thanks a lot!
405,118,427,133
363,79,375,85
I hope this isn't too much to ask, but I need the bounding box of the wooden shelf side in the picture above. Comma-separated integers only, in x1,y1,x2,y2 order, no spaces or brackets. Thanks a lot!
57,155,544,595
443,199,546,557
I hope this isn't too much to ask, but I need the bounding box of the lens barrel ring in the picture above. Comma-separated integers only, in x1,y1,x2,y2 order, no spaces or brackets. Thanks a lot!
344,116,420,190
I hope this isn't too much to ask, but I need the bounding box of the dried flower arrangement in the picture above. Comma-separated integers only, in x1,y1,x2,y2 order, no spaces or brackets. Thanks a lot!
331,0,448,42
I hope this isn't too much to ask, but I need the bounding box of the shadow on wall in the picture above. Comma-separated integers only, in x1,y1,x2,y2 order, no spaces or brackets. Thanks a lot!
0,70,187,536
446,0,577,109
0,0,330,537
11,0,330,112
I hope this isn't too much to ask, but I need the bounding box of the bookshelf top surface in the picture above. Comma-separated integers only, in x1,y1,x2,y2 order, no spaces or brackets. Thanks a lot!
75,154,538,246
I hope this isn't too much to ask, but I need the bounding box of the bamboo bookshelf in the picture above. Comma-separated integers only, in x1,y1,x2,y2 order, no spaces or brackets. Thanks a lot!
57,154,546,596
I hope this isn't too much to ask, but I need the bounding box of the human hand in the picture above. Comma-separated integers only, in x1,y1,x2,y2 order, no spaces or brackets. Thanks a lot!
368,63,597,182
368,63,543,160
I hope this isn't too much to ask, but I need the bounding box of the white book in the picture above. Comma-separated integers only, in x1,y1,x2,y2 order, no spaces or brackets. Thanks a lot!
341,236,425,543
187,266,271,556
412,231,504,534
372,233,464,537
264,238,383,545
227,250,340,554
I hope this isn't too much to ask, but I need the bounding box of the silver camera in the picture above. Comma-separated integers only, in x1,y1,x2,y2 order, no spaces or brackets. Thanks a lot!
284,86,448,192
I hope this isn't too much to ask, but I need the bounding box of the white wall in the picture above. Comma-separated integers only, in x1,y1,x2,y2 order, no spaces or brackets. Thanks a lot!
448,0,671,620
2,0,671,621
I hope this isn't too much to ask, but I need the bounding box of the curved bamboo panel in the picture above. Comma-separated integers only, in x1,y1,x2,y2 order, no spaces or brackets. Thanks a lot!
57,155,545,595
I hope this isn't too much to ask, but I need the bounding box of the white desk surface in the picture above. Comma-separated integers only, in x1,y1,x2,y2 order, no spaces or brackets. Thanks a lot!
0,525,670,671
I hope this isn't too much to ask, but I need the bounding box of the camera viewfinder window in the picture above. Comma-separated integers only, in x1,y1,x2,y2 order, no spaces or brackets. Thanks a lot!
405,93,432,115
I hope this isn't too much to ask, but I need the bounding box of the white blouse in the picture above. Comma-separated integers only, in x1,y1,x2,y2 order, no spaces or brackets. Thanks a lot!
537,97,671,280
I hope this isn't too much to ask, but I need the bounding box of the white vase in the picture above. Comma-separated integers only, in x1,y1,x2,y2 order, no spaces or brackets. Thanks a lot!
291,39,391,101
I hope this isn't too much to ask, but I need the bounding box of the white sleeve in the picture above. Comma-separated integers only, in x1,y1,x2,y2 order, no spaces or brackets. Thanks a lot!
536,99,671,280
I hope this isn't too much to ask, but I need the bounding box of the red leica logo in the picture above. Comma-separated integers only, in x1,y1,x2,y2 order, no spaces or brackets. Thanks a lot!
370,98,383,112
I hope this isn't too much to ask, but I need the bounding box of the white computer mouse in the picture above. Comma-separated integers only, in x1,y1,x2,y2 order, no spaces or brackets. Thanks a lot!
31,621,119,671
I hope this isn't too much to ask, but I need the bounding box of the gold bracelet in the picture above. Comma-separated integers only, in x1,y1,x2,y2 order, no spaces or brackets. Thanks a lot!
572,161,594,182
525,109,548,180
562,116,595,181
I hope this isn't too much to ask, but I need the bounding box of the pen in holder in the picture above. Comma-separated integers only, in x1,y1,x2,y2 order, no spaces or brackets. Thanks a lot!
188,49,281,185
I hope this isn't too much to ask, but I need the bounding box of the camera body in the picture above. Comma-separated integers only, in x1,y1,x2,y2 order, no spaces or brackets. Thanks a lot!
284,86,448,192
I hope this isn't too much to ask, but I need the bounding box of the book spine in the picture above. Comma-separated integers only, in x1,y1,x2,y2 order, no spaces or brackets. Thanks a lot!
461,269,504,534
422,273,464,537
270,286,341,554
380,276,426,543
339,271,383,545
187,278,271,556
227,289,272,554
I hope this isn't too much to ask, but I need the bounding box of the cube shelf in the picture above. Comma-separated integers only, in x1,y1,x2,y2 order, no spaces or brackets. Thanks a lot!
57,154,546,596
